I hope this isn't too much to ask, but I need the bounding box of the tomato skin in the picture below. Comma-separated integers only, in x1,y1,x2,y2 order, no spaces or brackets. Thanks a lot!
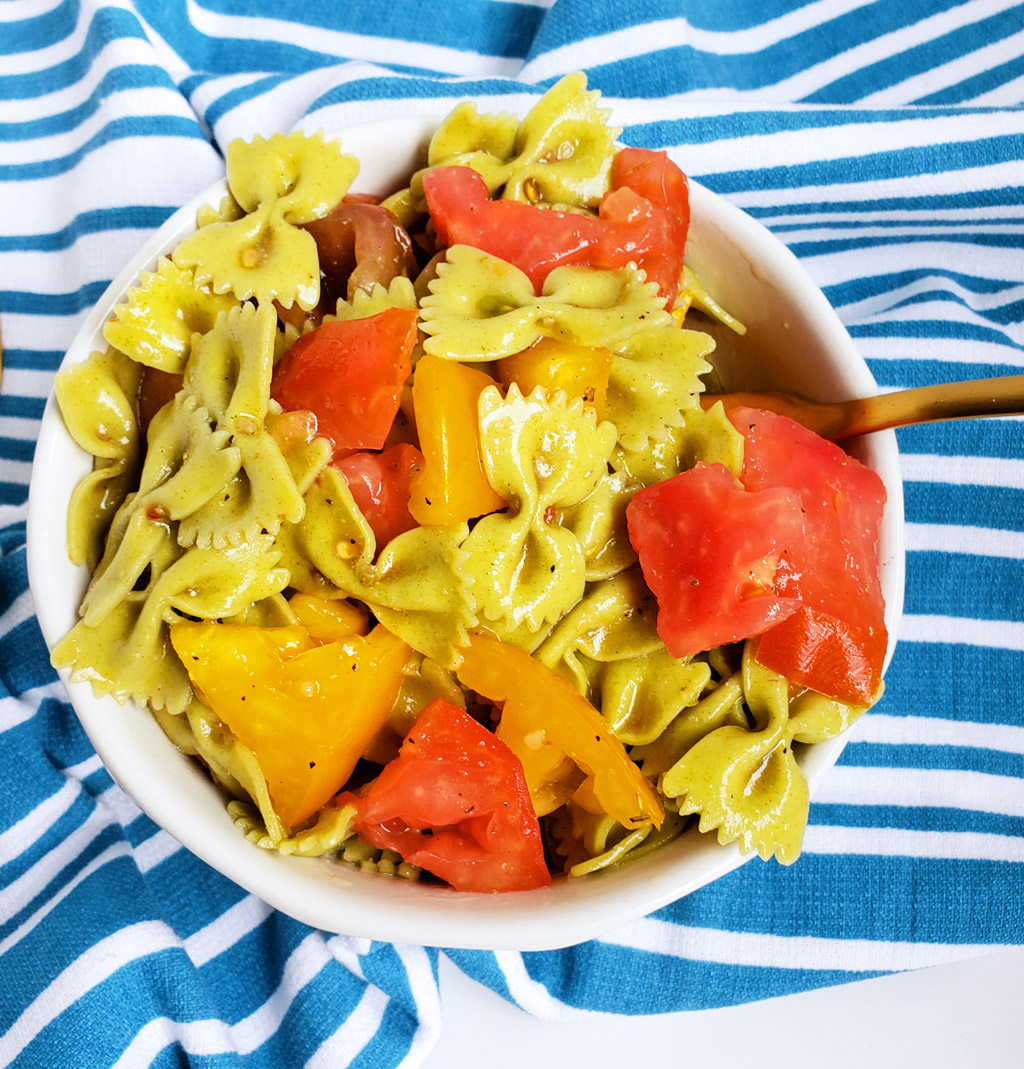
271,307,418,461
729,406,888,704
335,442,423,549
626,462,805,659
343,698,551,893
423,158,689,306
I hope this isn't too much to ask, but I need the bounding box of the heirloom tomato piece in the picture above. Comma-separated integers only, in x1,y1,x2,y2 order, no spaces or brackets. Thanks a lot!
342,698,550,893
496,337,612,421
170,621,409,829
271,306,418,461
729,406,888,705
423,158,689,306
407,353,506,526
626,462,805,660
335,442,423,549
455,633,664,828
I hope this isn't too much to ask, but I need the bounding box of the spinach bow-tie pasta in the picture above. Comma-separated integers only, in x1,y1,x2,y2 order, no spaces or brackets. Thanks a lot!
54,73,886,890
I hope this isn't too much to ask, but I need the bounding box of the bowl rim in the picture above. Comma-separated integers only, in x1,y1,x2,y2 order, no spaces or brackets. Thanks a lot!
26,114,905,951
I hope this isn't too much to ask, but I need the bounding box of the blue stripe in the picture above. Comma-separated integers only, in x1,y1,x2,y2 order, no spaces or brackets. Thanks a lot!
0,206,173,253
842,741,1024,779
810,802,1024,839
197,0,544,59
805,5,1024,103
905,481,1024,531
0,0,80,56
0,115,204,181
0,7,148,100
904,551,1024,623
0,65,174,142
2,349,67,370
886,642,1024,724
1,280,109,315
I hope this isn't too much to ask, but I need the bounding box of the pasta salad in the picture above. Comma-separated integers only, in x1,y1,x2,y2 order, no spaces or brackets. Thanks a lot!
52,74,887,893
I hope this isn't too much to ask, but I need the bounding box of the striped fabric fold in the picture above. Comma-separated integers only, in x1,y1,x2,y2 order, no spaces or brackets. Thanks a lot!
2,0,1022,1064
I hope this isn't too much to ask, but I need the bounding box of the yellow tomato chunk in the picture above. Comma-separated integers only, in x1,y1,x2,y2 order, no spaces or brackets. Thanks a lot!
171,621,409,828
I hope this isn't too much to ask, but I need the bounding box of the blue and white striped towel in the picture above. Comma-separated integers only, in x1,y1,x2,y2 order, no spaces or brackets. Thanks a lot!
2,1,1023,1065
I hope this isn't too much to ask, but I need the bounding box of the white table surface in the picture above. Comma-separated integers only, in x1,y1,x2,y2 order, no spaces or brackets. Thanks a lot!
424,944,1024,1067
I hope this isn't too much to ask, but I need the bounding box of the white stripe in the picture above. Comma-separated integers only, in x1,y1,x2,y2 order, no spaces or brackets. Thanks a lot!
183,893,273,968
814,765,1024,818
520,0,1019,104
0,803,115,920
0,138,221,239
393,944,442,1069
0,0,64,21
304,985,391,1069
519,0,882,81
132,827,183,873
185,0,522,77
229,932,331,1055
857,24,1024,107
601,915,1013,973
1,367,61,401
856,712,1024,755
110,1016,236,1069
804,241,1024,296
855,334,1024,368
0,38,162,122
1,87,192,166
0,588,43,635
803,824,1024,862
905,521,1024,560
0,841,131,957
900,613,1024,650
492,949,580,1020
0,753,101,864
901,453,1024,489
0,681,70,736
0,920,182,1069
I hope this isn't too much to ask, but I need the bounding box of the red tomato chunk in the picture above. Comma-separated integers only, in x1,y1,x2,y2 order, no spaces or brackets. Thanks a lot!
334,442,423,550
729,407,888,705
271,306,418,461
340,698,551,893
626,462,805,659
423,147,689,307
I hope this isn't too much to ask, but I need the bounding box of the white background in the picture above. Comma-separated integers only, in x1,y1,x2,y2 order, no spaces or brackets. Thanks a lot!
424,944,1024,1067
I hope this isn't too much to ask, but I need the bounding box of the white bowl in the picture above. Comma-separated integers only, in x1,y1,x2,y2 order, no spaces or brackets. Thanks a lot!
27,116,905,951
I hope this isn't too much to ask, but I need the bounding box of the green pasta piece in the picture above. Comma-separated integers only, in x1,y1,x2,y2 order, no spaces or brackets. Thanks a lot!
535,567,662,694
419,246,670,361
659,643,810,864
226,130,358,225
56,347,143,569
285,466,475,668
326,277,418,322
557,469,637,582
173,132,358,310
460,384,616,642
605,325,715,451
678,266,747,336
598,648,712,746
102,256,238,373
426,72,619,209
229,798,356,856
